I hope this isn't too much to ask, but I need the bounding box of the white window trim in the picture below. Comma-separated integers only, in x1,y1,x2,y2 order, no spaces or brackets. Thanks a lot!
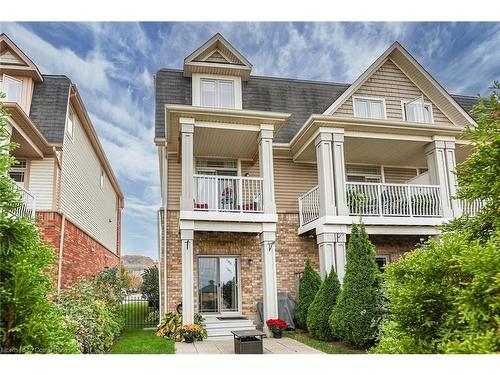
192,73,242,110
401,99,434,124
352,95,387,120
200,78,235,109
66,107,75,142
1,74,23,104
99,168,105,190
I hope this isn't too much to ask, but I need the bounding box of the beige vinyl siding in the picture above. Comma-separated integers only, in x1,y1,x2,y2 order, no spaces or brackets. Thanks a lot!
167,155,182,210
28,157,56,210
60,106,118,253
241,158,317,213
383,167,418,183
335,59,453,125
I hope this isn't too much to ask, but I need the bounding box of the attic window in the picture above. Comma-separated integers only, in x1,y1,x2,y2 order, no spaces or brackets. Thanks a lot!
353,97,386,120
403,97,433,123
0,74,22,104
66,108,75,139
201,79,234,109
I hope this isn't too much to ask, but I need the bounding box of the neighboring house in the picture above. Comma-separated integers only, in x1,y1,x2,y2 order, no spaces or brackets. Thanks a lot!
0,33,124,289
154,33,480,337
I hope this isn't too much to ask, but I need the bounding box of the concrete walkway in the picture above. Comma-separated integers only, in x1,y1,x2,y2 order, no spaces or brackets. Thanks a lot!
175,337,323,354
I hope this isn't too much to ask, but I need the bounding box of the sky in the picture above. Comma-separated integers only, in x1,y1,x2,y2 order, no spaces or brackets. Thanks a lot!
0,22,498,260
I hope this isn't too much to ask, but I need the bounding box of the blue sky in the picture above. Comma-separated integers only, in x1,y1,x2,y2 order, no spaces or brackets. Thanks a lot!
1,22,498,260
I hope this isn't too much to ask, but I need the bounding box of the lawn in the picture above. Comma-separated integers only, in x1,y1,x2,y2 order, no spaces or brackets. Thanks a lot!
108,328,175,354
285,330,364,354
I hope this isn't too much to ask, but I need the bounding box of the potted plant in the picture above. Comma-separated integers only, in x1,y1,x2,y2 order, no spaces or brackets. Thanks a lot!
179,324,204,343
266,319,287,338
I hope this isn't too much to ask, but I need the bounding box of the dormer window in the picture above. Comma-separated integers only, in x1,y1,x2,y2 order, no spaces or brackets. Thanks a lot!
201,79,235,109
353,96,386,119
0,75,22,104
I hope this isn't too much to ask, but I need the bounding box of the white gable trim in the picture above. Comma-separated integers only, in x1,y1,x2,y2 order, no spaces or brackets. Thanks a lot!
184,33,252,69
322,42,476,127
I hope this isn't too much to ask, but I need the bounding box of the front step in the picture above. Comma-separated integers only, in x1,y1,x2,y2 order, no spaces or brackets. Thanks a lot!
202,317,256,340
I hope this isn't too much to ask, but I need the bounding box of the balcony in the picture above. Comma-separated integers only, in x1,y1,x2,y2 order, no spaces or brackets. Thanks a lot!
12,185,36,220
299,182,443,226
194,175,263,213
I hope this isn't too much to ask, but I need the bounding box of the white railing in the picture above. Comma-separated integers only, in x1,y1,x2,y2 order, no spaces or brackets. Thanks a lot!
194,174,263,213
298,185,320,226
460,199,486,216
13,185,36,220
346,182,442,217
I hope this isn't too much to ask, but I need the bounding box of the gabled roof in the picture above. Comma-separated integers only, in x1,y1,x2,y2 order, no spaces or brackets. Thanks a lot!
183,33,252,80
323,41,476,127
154,68,478,144
0,33,43,81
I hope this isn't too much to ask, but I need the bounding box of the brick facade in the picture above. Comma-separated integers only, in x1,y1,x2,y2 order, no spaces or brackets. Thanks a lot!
160,211,422,320
37,211,120,288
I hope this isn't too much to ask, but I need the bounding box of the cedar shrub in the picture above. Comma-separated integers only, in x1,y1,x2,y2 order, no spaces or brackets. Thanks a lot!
306,267,341,341
329,224,383,349
294,259,321,329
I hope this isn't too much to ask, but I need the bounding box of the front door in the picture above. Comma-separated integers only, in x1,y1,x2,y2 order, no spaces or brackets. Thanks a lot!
198,256,240,314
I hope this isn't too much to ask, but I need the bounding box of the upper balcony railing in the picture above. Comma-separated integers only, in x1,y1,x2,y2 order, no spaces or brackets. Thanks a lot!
346,182,442,217
194,174,263,213
12,185,36,220
460,198,487,216
298,185,320,226
298,182,445,226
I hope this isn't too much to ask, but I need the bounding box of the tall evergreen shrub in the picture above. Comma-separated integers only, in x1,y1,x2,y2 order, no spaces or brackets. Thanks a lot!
306,267,341,341
329,224,383,349
294,259,321,329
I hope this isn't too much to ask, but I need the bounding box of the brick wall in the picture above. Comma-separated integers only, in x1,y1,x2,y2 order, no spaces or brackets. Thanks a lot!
159,210,421,320
37,211,120,288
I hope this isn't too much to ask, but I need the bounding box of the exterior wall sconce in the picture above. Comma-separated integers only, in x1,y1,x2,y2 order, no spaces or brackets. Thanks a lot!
248,258,253,265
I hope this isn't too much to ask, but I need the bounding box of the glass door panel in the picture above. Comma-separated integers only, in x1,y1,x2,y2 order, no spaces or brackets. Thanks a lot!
220,257,238,312
198,257,218,313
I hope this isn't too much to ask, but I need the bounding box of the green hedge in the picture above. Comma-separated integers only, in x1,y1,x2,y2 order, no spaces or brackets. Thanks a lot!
330,224,383,349
294,259,321,329
306,267,341,341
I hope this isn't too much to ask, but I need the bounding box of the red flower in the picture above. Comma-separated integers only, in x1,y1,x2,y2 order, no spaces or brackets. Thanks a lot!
266,319,287,329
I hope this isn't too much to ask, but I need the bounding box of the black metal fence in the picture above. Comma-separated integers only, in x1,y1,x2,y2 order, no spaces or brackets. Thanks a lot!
119,294,159,328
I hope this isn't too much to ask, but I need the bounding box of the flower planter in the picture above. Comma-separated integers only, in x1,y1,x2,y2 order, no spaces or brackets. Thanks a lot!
272,331,283,339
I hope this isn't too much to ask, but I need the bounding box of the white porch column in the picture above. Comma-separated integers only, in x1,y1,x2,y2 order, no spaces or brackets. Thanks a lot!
181,227,194,324
316,232,336,279
259,124,276,214
334,233,347,283
180,118,195,211
332,131,348,216
260,229,278,336
315,131,336,216
315,128,348,217
316,228,347,283
425,137,458,218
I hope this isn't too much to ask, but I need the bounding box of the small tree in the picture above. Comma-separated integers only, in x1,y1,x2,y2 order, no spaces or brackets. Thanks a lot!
306,267,341,341
140,265,159,308
294,259,321,329
330,224,383,349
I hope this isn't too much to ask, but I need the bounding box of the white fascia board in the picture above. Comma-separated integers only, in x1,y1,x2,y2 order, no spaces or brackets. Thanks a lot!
179,210,278,223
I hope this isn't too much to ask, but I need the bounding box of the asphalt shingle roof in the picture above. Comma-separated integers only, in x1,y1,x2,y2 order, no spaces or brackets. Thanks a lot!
154,69,479,143
29,75,71,144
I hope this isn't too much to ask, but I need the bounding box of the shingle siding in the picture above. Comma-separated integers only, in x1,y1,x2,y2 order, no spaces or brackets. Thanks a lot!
154,69,478,143
29,75,71,144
